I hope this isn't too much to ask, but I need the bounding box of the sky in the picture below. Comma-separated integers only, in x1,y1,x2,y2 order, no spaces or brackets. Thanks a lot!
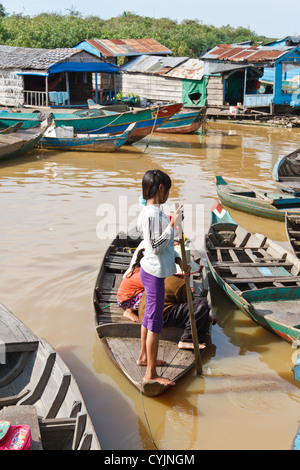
2,0,299,39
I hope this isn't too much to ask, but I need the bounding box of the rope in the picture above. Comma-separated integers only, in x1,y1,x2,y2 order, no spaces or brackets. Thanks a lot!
137,106,160,158
140,383,159,450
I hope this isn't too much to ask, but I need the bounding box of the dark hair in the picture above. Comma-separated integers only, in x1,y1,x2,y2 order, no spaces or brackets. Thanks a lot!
127,249,144,278
142,170,172,200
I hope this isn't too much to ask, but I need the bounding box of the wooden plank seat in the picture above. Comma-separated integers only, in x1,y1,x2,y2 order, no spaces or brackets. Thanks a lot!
224,275,300,284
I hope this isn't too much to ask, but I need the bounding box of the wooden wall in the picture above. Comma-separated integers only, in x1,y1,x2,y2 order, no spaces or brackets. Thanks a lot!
116,72,183,102
0,70,24,107
206,75,224,106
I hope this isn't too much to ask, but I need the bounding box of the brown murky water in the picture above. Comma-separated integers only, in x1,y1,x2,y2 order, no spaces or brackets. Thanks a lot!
1,121,300,450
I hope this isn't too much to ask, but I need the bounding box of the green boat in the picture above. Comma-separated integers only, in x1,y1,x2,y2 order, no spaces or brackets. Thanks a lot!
0,111,48,129
216,175,300,221
205,201,300,344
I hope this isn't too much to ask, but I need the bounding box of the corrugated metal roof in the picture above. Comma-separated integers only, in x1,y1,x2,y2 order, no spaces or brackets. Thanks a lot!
201,44,293,62
0,45,83,70
85,38,172,57
166,58,204,80
120,55,188,74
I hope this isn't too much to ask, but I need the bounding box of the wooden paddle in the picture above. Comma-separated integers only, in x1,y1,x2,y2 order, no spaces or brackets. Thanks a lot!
175,204,203,375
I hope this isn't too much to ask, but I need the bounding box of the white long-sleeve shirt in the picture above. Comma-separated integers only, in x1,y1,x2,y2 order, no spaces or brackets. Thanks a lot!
137,204,178,278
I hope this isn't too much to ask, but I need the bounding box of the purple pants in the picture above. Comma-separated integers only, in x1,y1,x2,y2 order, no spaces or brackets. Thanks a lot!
140,267,165,334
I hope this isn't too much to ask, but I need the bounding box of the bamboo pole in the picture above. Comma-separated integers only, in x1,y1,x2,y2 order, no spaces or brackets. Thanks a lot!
176,204,202,375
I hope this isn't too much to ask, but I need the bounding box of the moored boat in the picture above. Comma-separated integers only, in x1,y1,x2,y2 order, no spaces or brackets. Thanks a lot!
0,111,48,129
273,148,300,195
155,108,206,134
93,232,212,397
205,201,300,344
0,302,101,450
285,213,300,258
0,115,53,161
37,122,136,152
216,175,300,221
52,102,183,144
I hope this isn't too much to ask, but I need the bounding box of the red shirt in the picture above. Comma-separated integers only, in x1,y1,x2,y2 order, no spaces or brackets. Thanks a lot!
117,268,144,303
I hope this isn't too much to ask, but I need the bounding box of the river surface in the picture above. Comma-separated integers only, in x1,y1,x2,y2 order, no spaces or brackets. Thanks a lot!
1,121,300,450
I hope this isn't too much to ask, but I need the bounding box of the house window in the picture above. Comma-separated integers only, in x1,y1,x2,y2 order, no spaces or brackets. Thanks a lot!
281,63,300,95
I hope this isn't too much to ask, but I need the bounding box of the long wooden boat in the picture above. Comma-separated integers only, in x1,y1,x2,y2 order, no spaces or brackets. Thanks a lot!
0,302,101,450
0,111,48,129
155,108,206,134
52,102,183,144
273,148,300,195
205,201,300,344
285,213,300,258
215,175,300,221
0,115,53,161
93,232,212,397
37,122,136,152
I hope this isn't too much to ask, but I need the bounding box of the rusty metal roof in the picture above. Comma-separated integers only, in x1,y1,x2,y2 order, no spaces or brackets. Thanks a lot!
120,55,188,74
201,44,292,62
166,58,204,80
86,38,172,57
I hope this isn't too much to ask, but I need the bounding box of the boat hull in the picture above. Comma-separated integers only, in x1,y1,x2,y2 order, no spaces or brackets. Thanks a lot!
155,108,206,134
216,175,300,221
53,103,183,143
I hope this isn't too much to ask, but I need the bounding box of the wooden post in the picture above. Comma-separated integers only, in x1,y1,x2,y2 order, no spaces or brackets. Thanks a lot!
176,204,202,375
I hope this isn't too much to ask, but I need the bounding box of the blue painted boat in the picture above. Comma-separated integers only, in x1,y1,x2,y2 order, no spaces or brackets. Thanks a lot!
205,201,300,345
0,111,48,129
291,424,300,450
52,102,183,144
38,123,136,152
155,107,206,134
273,148,300,196
216,175,300,221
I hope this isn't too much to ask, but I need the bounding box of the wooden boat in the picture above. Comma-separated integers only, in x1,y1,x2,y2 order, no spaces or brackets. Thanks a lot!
285,213,300,258
37,122,136,152
155,108,206,134
0,115,53,161
93,232,212,397
0,302,101,450
0,111,48,129
215,175,300,221
52,102,183,144
0,122,23,134
273,148,300,195
205,201,300,344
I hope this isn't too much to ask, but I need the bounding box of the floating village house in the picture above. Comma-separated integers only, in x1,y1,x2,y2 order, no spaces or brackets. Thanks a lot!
0,45,118,108
201,42,300,113
73,38,171,104
116,55,206,107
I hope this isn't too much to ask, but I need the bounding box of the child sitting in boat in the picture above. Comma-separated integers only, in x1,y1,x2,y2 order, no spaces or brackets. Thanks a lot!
117,248,145,322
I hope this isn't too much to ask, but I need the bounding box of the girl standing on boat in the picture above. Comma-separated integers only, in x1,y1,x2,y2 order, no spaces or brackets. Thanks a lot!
136,169,188,387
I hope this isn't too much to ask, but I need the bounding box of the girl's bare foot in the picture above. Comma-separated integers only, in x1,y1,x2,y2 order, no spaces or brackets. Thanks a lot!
178,341,206,350
123,308,140,323
143,374,176,386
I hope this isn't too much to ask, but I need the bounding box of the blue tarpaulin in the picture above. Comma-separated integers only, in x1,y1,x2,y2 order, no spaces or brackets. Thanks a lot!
48,62,119,74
